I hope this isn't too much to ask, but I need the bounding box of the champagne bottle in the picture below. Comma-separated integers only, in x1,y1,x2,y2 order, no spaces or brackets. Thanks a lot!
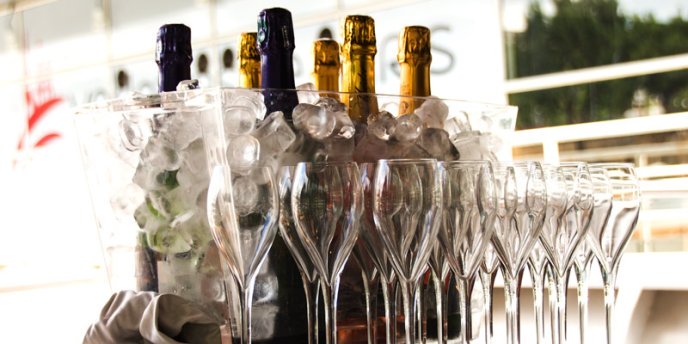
247,8,308,343
135,24,193,292
312,38,340,97
258,7,298,119
340,15,378,123
238,32,261,89
398,26,431,115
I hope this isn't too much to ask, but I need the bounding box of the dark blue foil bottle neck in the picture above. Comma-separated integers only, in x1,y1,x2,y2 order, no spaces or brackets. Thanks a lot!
156,24,192,93
261,51,298,118
258,8,298,120
158,61,192,92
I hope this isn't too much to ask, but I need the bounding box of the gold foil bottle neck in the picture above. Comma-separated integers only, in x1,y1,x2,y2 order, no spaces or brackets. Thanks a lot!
341,15,377,56
398,26,431,115
312,39,340,96
397,26,431,66
238,32,261,88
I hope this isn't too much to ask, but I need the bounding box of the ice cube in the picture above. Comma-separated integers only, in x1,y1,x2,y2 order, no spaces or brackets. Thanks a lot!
119,118,145,151
450,131,482,160
231,94,267,121
380,102,400,117
223,105,256,136
353,121,368,146
324,138,355,162
444,112,472,139
392,114,422,142
367,111,396,141
293,103,335,141
252,111,296,156
160,113,202,151
176,79,200,91
179,139,208,177
415,97,449,129
257,155,279,176
139,137,182,171
232,176,259,215
297,83,319,104
353,133,390,163
315,97,347,112
227,135,260,175
416,128,460,161
333,110,355,139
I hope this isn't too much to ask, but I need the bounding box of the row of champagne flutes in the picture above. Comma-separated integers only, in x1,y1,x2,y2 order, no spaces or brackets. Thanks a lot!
205,159,640,344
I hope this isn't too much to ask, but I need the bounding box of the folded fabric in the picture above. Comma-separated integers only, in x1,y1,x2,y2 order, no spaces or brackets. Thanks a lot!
83,290,221,344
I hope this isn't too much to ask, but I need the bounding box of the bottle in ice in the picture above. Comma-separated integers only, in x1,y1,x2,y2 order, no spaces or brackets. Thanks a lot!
398,26,431,115
238,32,261,89
134,23,194,293
231,7,309,344
396,25,459,161
258,7,298,119
340,15,378,123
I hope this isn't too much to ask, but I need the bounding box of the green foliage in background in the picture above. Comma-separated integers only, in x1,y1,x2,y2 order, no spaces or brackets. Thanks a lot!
509,0,688,129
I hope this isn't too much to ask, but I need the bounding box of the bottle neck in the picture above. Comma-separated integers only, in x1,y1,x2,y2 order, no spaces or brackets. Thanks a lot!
341,53,377,122
239,59,261,89
158,60,191,93
398,62,430,115
261,51,298,119
313,65,339,98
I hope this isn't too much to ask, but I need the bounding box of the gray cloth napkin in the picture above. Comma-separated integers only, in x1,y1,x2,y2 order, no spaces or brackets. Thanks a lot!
83,291,221,344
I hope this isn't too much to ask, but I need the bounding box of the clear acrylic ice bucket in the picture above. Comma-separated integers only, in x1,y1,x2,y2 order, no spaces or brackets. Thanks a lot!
74,87,517,325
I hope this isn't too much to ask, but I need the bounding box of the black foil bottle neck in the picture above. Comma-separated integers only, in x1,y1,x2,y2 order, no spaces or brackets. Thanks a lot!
258,8,298,119
156,24,193,92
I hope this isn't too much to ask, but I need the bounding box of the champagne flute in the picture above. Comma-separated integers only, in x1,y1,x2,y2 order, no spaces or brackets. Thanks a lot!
527,240,550,344
373,159,442,344
491,161,547,344
207,165,279,344
360,162,398,344
479,243,499,344
427,243,450,343
588,163,640,344
540,163,593,344
570,166,612,344
291,161,363,344
277,166,320,344
351,241,379,344
528,164,567,344
438,161,497,344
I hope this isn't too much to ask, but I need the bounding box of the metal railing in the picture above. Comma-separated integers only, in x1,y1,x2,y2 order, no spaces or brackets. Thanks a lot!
511,112,688,252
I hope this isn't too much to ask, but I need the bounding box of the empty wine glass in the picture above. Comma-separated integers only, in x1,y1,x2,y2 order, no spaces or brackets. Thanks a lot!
540,162,593,344
351,239,379,344
438,161,497,344
426,243,450,343
479,243,499,344
570,166,612,344
359,162,398,344
528,164,567,344
207,165,279,344
491,161,547,344
277,166,320,344
527,240,550,344
291,161,363,344
373,159,442,344
588,163,640,344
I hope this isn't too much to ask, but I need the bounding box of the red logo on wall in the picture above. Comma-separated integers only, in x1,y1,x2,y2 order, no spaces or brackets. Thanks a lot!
16,82,63,151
